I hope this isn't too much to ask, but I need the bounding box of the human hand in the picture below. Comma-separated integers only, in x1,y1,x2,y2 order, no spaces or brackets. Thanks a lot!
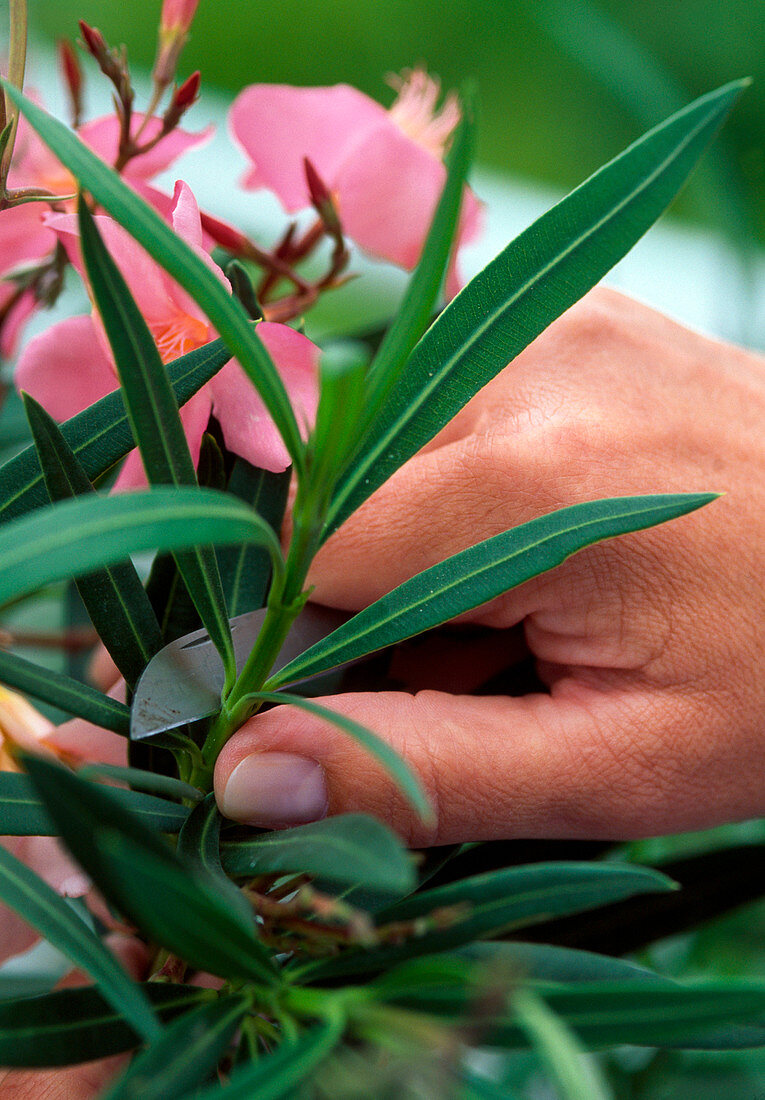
214,288,765,845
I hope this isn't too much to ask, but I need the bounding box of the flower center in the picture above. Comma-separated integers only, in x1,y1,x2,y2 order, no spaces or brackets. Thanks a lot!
151,311,209,362
387,68,461,161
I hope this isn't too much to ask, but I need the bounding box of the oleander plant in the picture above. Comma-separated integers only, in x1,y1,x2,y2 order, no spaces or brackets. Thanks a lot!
0,1,761,1096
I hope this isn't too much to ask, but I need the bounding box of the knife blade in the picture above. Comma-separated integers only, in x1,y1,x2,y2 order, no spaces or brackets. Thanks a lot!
130,603,351,741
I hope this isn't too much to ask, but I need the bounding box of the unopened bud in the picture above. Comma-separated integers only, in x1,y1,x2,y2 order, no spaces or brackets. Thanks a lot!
58,39,84,127
199,210,251,255
161,0,200,34
78,20,107,62
173,69,200,111
303,157,342,237
154,0,200,88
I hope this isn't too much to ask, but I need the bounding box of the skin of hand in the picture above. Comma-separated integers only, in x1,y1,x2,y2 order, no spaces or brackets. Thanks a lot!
212,287,765,846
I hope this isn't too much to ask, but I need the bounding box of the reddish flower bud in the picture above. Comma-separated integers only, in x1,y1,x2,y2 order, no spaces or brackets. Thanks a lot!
173,69,201,111
58,39,84,127
199,210,251,255
78,20,107,61
303,157,342,237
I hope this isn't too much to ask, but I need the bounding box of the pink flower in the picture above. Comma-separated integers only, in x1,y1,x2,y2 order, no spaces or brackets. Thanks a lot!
16,181,319,487
0,101,211,354
230,68,482,295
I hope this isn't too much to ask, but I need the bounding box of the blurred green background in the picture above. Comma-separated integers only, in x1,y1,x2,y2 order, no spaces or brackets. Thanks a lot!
29,0,765,247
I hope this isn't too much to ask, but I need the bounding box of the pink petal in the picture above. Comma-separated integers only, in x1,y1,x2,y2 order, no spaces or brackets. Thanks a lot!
112,390,212,491
47,212,172,328
208,323,319,471
0,201,56,275
445,188,484,299
333,119,455,270
80,114,213,181
15,315,117,421
47,682,129,769
164,181,228,323
230,84,386,211
6,109,64,191
0,287,37,357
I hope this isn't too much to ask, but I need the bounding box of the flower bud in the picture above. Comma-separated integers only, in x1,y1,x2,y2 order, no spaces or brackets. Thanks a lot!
78,20,107,63
303,157,342,238
58,39,84,127
154,0,200,88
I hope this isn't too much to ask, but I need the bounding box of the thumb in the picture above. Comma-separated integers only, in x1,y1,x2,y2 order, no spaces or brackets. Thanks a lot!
213,684,719,846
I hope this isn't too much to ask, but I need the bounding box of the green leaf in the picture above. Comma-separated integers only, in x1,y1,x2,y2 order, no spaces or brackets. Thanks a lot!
309,345,370,495
362,84,476,421
433,981,765,1051
103,995,249,1100
178,793,253,926
251,692,432,823
293,862,676,983
221,813,416,896
458,941,671,987
0,771,190,835
271,494,714,688
217,462,290,617
22,392,163,689
0,338,230,526
0,984,207,1066
513,988,612,1100
4,84,304,470
78,198,235,686
0,842,161,1042
78,763,203,803
0,647,130,734
0,486,283,609
24,756,277,985
193,1017,345,1100
326,81,746,537
375,960,765,1051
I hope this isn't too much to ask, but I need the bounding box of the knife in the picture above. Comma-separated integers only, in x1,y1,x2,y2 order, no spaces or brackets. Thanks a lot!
130,603,351,741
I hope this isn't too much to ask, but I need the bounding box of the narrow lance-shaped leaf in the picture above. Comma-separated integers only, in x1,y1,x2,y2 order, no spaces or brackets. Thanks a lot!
0,770,190,836
3,83,304,470
292,862,676,983
0,647,130,734
251,692,432,823
102,996,249,1100
363,83,476,419
23,393,163,688
0,842,161,1042
0,984,207,1067
24,755,277,985
221,813,416,897
177,793,253,925
326,81,746,537
78,763,203,803
0,338,231,526
512,989,612,1100
78,198,235,687
0,486,284,610
270,494,715,687
217,462,291,618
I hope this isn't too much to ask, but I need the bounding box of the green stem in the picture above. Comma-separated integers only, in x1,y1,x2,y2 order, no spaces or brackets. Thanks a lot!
1,0,28,192
194,505,322,789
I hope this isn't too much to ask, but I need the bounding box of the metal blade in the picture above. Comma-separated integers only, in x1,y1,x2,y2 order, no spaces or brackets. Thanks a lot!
130,604,350,741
